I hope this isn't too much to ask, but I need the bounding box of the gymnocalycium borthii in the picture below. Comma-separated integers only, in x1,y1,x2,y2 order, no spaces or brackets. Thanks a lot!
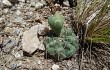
44,11,79,61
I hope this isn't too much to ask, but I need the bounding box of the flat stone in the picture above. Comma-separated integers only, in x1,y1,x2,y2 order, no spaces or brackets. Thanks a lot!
22,25,45,54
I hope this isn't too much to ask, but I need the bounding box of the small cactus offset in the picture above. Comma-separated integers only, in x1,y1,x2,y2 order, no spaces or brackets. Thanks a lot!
44,11,79,61
48,11,64,35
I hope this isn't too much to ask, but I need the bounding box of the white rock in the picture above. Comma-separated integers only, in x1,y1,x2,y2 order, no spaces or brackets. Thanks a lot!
15,10,21,16
22,25,47,54
3,0,12,6
52,64,59,70
37,60,41,65
35,2,44,9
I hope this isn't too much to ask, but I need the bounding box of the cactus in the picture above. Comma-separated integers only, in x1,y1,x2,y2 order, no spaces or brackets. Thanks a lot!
44,27,79,61
48,11,64,35
44,11,79,61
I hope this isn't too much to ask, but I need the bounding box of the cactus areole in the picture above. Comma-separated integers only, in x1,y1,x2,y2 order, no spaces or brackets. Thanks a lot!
45,11,79,61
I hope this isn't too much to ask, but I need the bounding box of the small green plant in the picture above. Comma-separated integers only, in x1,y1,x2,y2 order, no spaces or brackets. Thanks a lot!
48,11,64,35
44,11,79,61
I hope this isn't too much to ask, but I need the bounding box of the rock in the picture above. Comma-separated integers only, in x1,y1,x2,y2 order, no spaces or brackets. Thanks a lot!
22,25,46,54
2,38,11,47
10,63,17,70
15,10,21,16
52,64,59,70
0,17,5,23
35,2,44,9
13,29,20,36
3,8,9,14
31,2,36,7
3,0,12,7
3,38,16,53
38,60,41,65
13,17,25,25
37,24,49,35
63,1,70,7
18,41,22,48
13,50,23,59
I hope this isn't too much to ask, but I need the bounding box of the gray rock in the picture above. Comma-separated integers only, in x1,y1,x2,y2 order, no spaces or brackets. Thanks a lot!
30,2,36,7
22,25,45,54
3,0,12,7
2,38,11,47
18,41,22,48
0,66,5,70
13,17,26,26
3,8,9,14
3,38,16,53
15,10,21,16
0,17,5,23
10,63,17,70
35,2,44,9
14,50,23,59
13,29,20,36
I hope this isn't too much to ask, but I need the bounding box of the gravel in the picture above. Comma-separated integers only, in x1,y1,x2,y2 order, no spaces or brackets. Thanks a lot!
0,0,108,70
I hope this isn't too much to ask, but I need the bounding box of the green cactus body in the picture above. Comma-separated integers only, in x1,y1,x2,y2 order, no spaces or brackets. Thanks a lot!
45,11,79,61
44,28,79,61
48,11,64,35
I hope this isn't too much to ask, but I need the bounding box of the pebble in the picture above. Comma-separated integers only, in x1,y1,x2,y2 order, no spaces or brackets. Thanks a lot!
13,17,26,26
52,64,59,70
30,2,36,7
3,0,12,7
10,63,17,70
35,2,44,10
13,29,20,36
38,60,41,65
3,38,16,53
0,17,5,23
2,38,11,47
3,8,9,14
15,10,21,16
14,50,23,59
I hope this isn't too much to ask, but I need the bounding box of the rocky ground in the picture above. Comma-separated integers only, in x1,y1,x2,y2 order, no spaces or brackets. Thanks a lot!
0,0,109,70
